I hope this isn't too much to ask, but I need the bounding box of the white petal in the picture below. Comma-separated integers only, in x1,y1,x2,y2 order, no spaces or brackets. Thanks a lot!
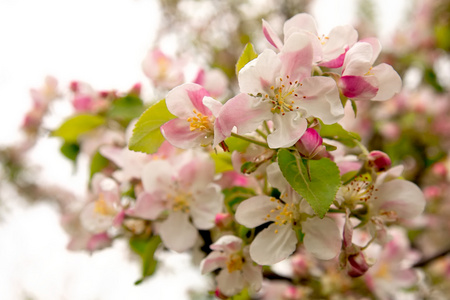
216,269,245,297
322,25,358,62
242,261,263,293
235,196,278,228
159,211,197,252
299,76,344,124
302,217,342,260
200,251,227,274
141,160,173,193
266,162,290,192
370,63,402,101
343,42,373,73
80,202,114,234
267,111,307,148
128,191,166,220
190,184,223,230
284,13,318,38
373,179,425,219
210,235,243,253
249,224,297,265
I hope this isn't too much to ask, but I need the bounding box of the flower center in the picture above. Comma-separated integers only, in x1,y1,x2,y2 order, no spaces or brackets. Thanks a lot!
170,192,191,213
226,254,244,273
94,193,116,216
342,178,374,204
187,109,213,132
265,196,299,234
318,34,329,45
261,76,307,116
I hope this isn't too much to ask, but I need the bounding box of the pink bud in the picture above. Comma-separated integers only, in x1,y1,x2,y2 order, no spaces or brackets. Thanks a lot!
367,151,391,172
423,186,441,200
129,82,142,96
347,252,370,277
282,286,303,300
214,212,233,229
295,128,326,159
69,81,79,92
291,254,309,277
432,162,447,177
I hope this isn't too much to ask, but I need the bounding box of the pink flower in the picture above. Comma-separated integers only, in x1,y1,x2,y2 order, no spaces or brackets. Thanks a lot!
128,150,223,252
339,40,402,101
200,235,262,297
142,48,185,90
217,34,344,149
79,173,124,234
263,13,358,67
193,68,229,99
235,163,341,265
161,83,225,148
294,128,327,159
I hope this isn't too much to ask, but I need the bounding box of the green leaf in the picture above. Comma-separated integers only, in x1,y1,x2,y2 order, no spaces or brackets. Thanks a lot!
319,122,361,147
89,151,109,179
236,43,258,76
130,235,161,284
277,149,341,218
60,142,80,163
51,114,106,143
128,99,176,154
211,152,234,173
107,94,145,124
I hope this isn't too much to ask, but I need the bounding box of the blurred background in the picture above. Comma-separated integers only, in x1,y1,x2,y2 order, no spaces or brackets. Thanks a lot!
0,0,449,299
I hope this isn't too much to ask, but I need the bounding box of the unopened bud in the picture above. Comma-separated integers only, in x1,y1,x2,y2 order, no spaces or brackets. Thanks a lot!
215,212,233,229
295,128,326,159
347,252,369,277
129,82,141,96
69,81,79,92
367,151,391,172
291,254,309,277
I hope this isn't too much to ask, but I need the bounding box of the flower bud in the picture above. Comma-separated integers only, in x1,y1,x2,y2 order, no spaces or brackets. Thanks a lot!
215,212,233,229
367,151,391,172
347,252,370,277
295,128,327,159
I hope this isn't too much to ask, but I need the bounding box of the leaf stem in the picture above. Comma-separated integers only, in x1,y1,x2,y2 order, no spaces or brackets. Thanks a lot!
230,132,270,149
354,139,370,156
263,121,271,135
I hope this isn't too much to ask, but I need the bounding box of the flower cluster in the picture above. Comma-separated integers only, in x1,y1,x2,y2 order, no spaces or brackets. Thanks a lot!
17,7,442,300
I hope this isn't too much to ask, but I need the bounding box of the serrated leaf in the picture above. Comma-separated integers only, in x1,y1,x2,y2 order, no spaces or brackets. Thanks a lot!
51,114,105,142
130,235,161,284
128,99,176,154
236,43,258,76
211,152,234,173
319,122,361,147
107,94,145,124
277,149,341,218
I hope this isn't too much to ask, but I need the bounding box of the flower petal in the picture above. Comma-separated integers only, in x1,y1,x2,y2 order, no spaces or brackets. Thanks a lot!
266,162,290,192
299,76,344,123
215,93,273,140
262,19,283,49
127,191,166,220
216,269,245,297
342,42,373,75
235,195,278,228
283,13,318,38
200,251,228,274
339,75,379,100
161,118,212,149
321,25,358,63
249,224,297,265
190,184,224,230
267,111,308,148
158,211,197,252
370,63,402,101
210,235,243,252
373,179,425,219
302,217,341,260
279,32,313,82
141,160,173,192
166,83,211,117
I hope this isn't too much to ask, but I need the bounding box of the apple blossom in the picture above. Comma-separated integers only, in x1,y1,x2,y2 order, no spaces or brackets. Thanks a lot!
339,41,402,101
235,163,341,265
263,13,358,67
200,235,262,296
217,34,344,148
142,48,185,90
127,150,223,252
161,83,225,148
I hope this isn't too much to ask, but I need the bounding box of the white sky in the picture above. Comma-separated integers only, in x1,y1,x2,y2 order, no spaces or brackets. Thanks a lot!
0,0,411,299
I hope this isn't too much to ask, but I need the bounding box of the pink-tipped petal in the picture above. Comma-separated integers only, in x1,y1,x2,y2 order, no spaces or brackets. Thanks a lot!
127,191,166,220
200,251,228,274
279,32,313,82
360,37,382,64
161,118,212,149
262,19,283,49
322,25,358,63
339,75,379,100
166,83,210,117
